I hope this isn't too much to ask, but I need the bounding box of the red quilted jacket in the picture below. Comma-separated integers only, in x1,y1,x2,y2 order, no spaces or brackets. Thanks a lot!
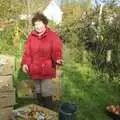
21,28,63,80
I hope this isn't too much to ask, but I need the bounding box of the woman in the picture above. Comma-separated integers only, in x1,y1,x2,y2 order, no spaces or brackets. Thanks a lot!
21,12,63,109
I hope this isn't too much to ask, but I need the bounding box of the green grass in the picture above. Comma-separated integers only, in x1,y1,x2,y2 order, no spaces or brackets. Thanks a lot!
61,62,120,120
14,61,120,120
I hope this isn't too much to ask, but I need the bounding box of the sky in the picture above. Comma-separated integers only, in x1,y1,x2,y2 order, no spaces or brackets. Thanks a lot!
93,0,120,6
55,0,61,5
55,0,120,6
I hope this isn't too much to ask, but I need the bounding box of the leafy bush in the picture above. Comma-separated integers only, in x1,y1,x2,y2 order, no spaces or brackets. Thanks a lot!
59,3,120,78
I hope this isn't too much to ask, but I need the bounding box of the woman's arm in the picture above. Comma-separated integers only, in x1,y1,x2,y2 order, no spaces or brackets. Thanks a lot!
51,32,63,66
21,35,32,68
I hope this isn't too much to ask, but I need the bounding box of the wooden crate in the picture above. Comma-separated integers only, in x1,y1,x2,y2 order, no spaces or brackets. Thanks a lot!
12,104,58,120
0,76,13,91
0,89,16,108
0,55,15,75
0,107,13,120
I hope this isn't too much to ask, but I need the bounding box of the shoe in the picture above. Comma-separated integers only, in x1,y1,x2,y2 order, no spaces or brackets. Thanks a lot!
43,96,53,109
36,93,44,106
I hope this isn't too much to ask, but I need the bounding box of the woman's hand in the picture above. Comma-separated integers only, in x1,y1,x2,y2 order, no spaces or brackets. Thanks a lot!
56,59,64,65
22,64,29,74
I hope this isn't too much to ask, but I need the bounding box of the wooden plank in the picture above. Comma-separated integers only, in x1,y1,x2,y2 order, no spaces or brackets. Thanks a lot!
0,76,13,91
0,90,16,108
0,55,15,75
0,107,13,120
52,77,62,101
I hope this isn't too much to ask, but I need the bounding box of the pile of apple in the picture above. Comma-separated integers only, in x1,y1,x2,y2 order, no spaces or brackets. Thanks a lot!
20,105,48,120
106,105,120,115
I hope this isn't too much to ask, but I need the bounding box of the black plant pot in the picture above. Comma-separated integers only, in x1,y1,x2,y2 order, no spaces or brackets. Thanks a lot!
59,103,77,120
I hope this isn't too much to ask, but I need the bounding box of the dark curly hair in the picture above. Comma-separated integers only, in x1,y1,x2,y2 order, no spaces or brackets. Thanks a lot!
32,12,48,26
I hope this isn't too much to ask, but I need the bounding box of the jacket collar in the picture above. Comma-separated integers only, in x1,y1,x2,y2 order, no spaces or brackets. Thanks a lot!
31,27,50,39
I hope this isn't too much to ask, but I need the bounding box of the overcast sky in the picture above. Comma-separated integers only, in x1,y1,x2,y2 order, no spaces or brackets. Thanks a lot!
55,0,120,6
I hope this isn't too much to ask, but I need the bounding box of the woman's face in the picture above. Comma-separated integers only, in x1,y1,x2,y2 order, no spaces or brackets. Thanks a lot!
34,21,46,33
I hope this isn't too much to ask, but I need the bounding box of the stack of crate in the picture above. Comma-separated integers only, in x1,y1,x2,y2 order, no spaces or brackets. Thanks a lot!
0,55,16,120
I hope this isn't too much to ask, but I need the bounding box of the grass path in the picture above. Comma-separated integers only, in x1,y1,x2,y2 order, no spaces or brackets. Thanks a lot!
61,62,120,120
